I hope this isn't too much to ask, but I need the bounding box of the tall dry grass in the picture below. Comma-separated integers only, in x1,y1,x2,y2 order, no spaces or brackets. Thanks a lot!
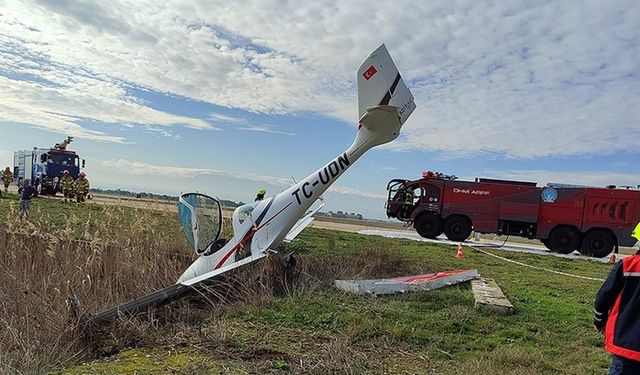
0,202,195,374
0,198,421,374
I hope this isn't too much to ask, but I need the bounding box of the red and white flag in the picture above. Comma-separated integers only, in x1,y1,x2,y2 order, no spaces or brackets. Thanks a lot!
362,65,377,80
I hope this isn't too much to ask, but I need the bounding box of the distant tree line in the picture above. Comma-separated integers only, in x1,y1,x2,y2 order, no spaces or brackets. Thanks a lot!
91,188,242,208
316,210,364,220
91,188,369,219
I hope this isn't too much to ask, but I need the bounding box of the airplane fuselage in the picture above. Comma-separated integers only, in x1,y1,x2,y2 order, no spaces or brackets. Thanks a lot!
178,44,415,286
177,121,396,284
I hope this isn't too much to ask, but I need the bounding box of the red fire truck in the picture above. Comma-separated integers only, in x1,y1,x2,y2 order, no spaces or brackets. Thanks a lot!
386,171,640,258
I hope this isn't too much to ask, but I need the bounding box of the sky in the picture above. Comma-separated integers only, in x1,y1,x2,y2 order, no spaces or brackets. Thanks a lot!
0,0,639,219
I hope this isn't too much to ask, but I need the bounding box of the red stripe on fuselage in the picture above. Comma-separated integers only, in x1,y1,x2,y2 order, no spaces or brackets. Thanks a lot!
214,203,293,269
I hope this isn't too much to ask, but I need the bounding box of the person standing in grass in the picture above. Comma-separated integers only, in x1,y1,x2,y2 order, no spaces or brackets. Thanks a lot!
17,179,38,218
60,170,75,203
2,167,12,193
75,172,89,203
594,222,640,374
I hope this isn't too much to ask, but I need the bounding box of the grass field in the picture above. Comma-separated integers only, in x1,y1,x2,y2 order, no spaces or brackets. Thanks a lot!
0,193,617,374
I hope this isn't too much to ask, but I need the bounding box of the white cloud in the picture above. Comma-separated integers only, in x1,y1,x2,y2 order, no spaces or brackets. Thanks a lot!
0,0,638,156
326,185,386,200
208,112,247,125
101,158,383,198
101,159,223,177
207,112,294,135
0,65,213,141
240,125,295,136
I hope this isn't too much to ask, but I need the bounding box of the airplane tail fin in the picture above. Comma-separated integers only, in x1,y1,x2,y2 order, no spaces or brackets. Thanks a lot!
357,44,416,126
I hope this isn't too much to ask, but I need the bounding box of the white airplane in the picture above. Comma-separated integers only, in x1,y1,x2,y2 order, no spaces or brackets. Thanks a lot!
93,44,416,322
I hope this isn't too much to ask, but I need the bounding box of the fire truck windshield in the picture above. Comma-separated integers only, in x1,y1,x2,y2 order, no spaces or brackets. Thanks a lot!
387,181,406,201
48,153,78,166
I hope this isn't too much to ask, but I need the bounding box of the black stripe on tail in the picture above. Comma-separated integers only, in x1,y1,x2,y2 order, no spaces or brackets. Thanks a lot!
379,73,401,106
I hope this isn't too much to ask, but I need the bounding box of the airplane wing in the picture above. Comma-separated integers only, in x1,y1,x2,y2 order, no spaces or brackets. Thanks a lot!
92,252,268,323
284,200,325,242
179,252,268,286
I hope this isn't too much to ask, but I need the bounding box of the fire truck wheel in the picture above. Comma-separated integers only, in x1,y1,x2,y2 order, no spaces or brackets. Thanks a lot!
414,214,443,239
580,230,615,258
443,216,472,242
547,227,580,254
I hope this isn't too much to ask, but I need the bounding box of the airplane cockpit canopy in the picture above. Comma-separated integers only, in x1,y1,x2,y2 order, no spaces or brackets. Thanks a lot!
178,193,222,255
235,201,259,225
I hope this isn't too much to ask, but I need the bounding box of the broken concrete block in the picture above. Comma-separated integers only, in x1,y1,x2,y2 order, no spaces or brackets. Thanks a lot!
335,269,479,295
471,277,514,315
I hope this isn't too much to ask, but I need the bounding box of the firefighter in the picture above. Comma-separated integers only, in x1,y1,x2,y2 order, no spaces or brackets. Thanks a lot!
255,188,266,201
401,185,415,219
75,172,90,203
404,189,414,205
60,170,75,203
2,167,12,193
594,222,640,374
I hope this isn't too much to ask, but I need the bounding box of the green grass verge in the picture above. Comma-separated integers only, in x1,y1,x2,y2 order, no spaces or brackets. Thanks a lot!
62,228,613,374
0,194,615,374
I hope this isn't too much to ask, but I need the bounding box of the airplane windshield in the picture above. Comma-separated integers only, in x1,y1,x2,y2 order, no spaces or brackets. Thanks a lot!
178,193,222,255
236,202,258,224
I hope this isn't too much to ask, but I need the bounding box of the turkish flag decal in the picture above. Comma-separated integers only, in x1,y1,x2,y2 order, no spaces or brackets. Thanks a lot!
363,65,377,80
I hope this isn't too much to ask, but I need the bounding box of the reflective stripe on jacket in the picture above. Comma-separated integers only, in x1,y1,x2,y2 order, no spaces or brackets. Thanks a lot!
61,176,74,190
595,252,640,361
75,179,89,194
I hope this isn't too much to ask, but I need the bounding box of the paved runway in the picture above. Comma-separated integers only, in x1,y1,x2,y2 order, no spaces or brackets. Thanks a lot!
358,229,617,263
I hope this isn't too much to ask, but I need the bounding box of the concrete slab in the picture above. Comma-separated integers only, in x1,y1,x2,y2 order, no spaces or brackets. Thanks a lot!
471,277,514,315
335,269,478,295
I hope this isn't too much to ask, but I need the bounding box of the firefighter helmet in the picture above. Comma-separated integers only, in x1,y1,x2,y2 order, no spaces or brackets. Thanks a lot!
79,172,86,178
257,188,266,195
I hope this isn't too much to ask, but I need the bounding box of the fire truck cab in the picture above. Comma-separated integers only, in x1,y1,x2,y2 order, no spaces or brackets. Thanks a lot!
386,171,640,258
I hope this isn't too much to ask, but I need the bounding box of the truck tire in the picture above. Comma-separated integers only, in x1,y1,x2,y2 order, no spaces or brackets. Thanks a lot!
39,185,53,196
547,227,580,254
414,214,443,239
580,230,615,258
443,216,472,242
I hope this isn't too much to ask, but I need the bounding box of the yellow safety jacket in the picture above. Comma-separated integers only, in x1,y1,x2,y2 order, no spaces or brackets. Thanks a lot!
60,175,74,191
75,178,90,195
404,192,414,205
2,170,12,183
632,222,640,242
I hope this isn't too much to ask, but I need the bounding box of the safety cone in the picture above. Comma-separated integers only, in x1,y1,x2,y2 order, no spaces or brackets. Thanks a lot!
455,243,464,259
609,254,616,264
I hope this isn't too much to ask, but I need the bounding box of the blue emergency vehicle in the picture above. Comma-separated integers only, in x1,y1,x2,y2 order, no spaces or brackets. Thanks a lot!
13,137,86,195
